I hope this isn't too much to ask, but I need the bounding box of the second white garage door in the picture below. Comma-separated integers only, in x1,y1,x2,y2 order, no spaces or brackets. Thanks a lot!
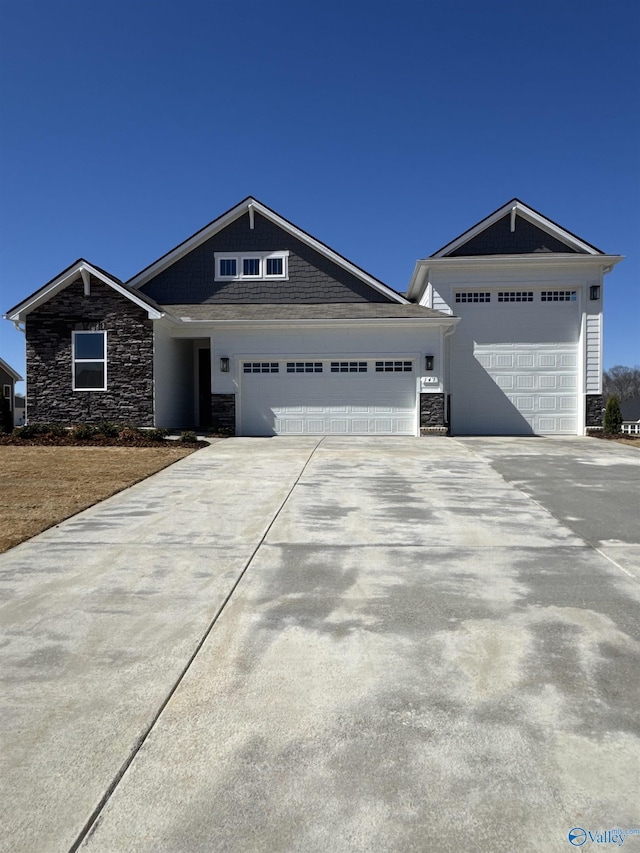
239,359,417,435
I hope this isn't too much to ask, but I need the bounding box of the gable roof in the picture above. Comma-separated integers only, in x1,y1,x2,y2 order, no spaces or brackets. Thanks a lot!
0,357,22,382
430,199,605,258
126,197,409,304
5,260,165,324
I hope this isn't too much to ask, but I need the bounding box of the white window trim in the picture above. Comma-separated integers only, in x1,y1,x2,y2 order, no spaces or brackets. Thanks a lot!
72,330,107,391
215,251,289,282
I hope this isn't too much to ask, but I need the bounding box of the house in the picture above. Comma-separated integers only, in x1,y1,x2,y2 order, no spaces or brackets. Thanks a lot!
0,357,23,432
620,398,640,435
4,198,622,437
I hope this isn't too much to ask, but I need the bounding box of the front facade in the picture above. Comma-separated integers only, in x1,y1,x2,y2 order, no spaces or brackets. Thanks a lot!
4,198,622,436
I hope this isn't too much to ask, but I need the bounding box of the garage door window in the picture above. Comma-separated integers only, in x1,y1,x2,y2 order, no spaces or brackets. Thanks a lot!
541,291,577,302
286,362,323,373
331,361,368,373
455,292,491,303
498,292,533,302
243,362,279,373
375,361,413,372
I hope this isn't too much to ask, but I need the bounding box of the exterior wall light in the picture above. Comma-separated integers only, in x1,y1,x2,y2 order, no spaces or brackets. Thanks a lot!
425,355,435,371
590,285,601,300
220,357,230,373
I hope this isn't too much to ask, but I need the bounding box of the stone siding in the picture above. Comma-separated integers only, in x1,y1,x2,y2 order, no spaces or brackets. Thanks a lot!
586,393,604,428
211,393,236,433
26,277,154,425
419,392,447,435
139,211,394,305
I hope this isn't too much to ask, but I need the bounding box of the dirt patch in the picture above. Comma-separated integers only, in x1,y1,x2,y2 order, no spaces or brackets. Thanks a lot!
0,445,198,553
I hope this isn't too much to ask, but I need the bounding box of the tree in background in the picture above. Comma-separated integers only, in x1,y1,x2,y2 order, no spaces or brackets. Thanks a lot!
603,365,640,401
603,395,623,435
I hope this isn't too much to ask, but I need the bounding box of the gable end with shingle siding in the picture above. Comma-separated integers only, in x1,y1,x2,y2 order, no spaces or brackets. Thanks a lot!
25,276,154,425
138,211,396,304
446,213,586,256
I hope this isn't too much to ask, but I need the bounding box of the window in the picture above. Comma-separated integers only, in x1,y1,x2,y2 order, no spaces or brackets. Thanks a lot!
375,361,413,372
541,291,577,302
455,292,491,303
243,258,260,277
498,292,533,302
3,385,11,410
243,362,279,373
286,362,323,373
219,258,237,277
330,361,368,373
215,251,289,281
73,331,107,390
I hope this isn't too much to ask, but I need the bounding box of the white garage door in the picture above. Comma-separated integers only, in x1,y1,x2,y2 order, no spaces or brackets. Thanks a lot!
239,359,417,436
455,343,578,435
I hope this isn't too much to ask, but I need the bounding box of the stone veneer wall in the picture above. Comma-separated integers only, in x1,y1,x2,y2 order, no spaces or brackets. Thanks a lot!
419,392,447,435
211,394,236,433
26,277,154,425
586,394,604,428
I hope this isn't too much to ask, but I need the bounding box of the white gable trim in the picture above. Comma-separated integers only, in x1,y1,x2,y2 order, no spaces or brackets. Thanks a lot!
6,261,164,323
126,198,409,304
431,200,604,258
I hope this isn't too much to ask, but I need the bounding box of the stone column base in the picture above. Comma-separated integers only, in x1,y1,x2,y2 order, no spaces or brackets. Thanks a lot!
211,393,236,434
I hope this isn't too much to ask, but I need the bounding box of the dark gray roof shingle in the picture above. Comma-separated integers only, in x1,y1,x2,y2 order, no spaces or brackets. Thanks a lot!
162,303,452,321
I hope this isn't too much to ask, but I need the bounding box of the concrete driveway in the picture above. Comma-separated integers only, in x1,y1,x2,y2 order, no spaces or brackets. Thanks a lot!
1,437,639,853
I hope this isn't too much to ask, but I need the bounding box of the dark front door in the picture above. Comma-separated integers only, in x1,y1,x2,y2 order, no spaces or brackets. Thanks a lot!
198,348,212,429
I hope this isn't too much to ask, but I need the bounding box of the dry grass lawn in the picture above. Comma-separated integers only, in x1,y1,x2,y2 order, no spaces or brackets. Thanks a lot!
0,445,196,553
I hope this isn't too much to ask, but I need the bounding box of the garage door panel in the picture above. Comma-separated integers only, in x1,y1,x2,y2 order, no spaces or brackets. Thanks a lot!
453,343,578,435
240,359,417,436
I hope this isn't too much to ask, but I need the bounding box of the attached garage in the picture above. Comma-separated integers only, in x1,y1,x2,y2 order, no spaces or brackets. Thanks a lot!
238,358,418,435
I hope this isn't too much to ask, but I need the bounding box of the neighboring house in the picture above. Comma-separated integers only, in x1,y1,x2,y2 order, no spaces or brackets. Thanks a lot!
13,394,25,427
620,398,640,435
0,357,23,432
3,198,623,437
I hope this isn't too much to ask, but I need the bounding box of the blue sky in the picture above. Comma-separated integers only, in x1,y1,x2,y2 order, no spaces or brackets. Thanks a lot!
1,0,639,392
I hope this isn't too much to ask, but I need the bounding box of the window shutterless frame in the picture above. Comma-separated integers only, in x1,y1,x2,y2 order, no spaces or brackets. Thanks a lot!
214,251,289,281
72,330,107,390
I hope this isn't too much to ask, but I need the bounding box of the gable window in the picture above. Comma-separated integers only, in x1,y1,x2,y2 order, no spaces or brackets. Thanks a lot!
215,251,289,282
219,258,237,277
73,331,107,390
243,258,261,277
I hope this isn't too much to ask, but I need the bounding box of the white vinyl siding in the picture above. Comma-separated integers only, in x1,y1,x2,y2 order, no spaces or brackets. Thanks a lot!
585,314,602,393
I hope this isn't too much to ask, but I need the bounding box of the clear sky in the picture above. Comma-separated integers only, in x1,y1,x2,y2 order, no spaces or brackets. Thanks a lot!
1,0,639,393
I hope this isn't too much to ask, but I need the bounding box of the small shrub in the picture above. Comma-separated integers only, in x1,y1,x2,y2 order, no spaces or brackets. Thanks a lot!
71,423,97,440
45,423,67,437
603,395,623,435
145,428,169,442
96,421,120,438
180,430,198,444
18,422,50,438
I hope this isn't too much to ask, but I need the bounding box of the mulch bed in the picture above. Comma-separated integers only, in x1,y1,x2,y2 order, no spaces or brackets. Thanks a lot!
0,434,210,448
